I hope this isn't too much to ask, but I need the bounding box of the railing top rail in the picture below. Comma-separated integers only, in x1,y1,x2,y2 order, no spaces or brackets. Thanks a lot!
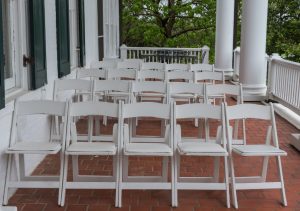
120,46,205,51
271,57,300,69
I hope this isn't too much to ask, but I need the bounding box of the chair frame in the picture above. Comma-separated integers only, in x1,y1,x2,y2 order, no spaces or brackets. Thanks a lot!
60,101,121,207
225,103,287,209
172,103,230,208
3,100,68,206
118,102,175,207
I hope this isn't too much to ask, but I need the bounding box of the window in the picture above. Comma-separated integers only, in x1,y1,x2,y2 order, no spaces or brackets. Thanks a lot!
3,0,18,91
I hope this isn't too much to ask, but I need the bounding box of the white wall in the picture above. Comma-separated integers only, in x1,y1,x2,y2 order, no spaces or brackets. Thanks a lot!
84,0,99,66
0,0,94,203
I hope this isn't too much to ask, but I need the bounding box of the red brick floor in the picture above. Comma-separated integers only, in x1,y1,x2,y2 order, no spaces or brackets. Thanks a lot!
7,102,300,211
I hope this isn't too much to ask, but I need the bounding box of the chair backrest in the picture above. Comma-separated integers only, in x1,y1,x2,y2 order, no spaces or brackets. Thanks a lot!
174,103,225,143
122,102,171,120
140,62,165,71
138,70,165,81
69,101,119,118
107,68,137,80
67,101,120,144
168,82,205,97
165,63,189,72
206,84,243,104
225,103,278,148
10,100,68,146
93,80,131,95
131,81,167,95
90,60,117,69
53,79,93,101
166,71,194,82
76,68,106,80
194,71,224,84
117,60,141,70
189,63,214,72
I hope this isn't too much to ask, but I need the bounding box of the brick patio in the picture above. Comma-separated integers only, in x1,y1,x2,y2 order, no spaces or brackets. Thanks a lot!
7,102,300,211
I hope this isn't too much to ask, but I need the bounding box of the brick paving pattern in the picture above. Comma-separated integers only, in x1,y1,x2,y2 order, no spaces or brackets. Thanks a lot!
7,101,300,211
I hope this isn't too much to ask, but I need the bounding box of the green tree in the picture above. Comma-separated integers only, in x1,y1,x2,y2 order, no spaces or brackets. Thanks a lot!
267,0,300,62
121,0,216,48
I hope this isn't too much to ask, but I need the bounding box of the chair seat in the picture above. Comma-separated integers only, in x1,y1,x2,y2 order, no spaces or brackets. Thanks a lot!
66,142,116,155
178,142,228,156
124,143,172,156
232,144,287,156
6,142,61,154
137,93,165,97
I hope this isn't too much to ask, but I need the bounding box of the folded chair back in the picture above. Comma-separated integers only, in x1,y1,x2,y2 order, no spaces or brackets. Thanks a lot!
76,68,106,80
189,63,214,72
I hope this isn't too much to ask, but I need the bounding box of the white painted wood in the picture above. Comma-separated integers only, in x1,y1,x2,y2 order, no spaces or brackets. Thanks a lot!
225,103,287,208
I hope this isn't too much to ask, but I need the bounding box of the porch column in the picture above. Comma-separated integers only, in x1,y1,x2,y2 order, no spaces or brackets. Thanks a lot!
239,0,269,101
103,0,120,59
214,0,235,76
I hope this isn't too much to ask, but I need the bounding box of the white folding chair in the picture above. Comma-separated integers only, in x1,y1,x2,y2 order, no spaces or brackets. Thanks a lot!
194,71,225,84
53,79,93,140
173,103,230,208
3,100,68,206
138,69,165,82
53,79,93,102
92,79,132,133
131,81,168,135
189,63,214,72
76,68,106,80
165,63,189,72
61,101,121,207
107,68,138,81
206,83,245,144
118,102,175,207
117,59,141,71
140,62,165,72
165,71,194,83
225,103,287,209
167,82,205,128
90,60,117,69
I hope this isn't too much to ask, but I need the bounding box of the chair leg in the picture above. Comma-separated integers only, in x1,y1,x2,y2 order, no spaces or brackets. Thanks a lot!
72,155,79,181
162,157,168,182
276,156,287,206
172,153,179,207
229,155,238,209
88,116,94,142
60,154,69,207
117,153,123,208
95,116,100,136
224,156,230,208
261,156,269,182
3,154,13,205
213,157,220,182
58,151,65,206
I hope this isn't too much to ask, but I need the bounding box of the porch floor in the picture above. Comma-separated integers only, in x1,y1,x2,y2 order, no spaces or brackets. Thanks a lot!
7,102,300,211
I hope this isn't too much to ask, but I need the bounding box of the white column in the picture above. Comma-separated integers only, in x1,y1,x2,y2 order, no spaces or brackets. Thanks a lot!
85,0,99,66
103,0,120,59
239,0,269,101
214,0,235,76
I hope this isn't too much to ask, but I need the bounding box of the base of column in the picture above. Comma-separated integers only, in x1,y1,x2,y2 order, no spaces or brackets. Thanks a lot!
0,206,17,211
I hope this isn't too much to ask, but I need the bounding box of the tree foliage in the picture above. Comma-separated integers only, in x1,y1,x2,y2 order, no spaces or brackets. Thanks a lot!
121,0,216,48
121,0,300,62
267,0,300,62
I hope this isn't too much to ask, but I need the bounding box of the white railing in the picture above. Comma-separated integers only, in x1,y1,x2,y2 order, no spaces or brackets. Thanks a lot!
120,44,210,64
268,55,300,115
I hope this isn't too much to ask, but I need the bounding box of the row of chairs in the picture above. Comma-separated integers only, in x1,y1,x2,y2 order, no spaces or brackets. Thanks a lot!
76,67,224,84
3,100,287,209
90,59,216,72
